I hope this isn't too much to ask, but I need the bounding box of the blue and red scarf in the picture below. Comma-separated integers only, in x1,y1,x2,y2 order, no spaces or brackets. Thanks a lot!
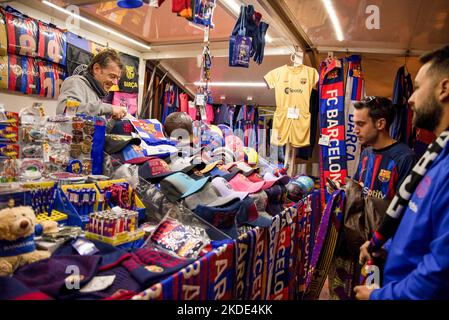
319,58,347,207
345,55,365,177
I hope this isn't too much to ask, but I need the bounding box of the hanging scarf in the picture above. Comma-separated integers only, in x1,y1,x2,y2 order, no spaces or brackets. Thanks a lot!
369,128,449,253
344,55,365,177
83,71,107,99
304,189,345,300
319,58,347,207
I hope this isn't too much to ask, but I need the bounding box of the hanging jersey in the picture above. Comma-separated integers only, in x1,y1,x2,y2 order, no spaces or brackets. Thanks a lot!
264,64,319,147
0,11,7,56
118,52,139,93
188,101,197,120
66,31,90,51
38,61,66,98
353,142,417,200
66,43,93,76
179,92,189,113
391,66,414,145
6,12,38,58
8,54,39,95
0,55,7,89
38,22,67,66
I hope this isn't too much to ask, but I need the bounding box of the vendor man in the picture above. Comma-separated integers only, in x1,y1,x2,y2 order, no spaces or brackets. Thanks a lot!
57,48,127,119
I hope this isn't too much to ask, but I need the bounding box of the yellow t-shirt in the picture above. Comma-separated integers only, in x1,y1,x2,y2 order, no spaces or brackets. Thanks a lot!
264,64,319,147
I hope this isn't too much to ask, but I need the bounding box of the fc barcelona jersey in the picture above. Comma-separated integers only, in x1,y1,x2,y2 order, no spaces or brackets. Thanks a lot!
353,142,417,200
6,12,38,57
8,54,39,95
38,22,67,65
38,60,66,98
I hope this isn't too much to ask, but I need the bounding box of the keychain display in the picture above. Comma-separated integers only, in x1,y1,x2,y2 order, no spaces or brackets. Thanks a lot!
66,187,97,216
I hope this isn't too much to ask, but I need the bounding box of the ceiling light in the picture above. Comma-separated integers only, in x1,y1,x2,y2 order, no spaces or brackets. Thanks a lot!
220,95,226,100
321,0,344,41
194,82,267,87
42,1,151,50
247,96,253,101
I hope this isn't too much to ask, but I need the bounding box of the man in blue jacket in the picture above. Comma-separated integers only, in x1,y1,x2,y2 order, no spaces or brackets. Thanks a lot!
354,45,449,300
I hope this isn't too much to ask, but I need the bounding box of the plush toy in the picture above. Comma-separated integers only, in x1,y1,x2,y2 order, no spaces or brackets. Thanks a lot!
0,206,58,276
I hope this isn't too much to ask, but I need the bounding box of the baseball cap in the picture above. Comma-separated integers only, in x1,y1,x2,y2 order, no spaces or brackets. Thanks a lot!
265,184,285,216
160,172,210,201
108,119,135,135
168,156,198,173
138,157,174,182
263,172,291,186
141,144,179,158
208,166,229,178
225,135,244,153
200,161,220,174
235,162,256,176
211,177,249,200
210,147,236,165
104,134,141,154
237,193,272,228
236,147,259,166
183,182,240,211
194,200,242,239
247,172,276,190
117,144,151,164
229,173,265,194
244,191,273,227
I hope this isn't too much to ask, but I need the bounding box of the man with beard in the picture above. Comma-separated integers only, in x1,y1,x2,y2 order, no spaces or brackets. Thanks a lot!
326,96,417,300
355,45,449,300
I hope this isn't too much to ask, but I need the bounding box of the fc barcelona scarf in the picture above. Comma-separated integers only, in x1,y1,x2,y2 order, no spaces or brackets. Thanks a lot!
265,215,280,299
269,211,291,300
207,243,235,300
319,58,347,207
249,227,268,300
236,229,256,300
304,190,345,300
344,55,365,178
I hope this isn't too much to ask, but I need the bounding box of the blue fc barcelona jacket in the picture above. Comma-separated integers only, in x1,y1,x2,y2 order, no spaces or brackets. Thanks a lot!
370,140,449,300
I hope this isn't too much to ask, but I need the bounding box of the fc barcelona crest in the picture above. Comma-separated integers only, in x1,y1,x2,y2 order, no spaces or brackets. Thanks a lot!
300,78,307,85
378,169,391,183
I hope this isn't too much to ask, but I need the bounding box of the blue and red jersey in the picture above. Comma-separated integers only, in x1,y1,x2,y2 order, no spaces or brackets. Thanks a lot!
353,142,417,200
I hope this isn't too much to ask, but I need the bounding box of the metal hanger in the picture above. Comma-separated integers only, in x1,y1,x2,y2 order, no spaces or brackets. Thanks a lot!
290,45,303,67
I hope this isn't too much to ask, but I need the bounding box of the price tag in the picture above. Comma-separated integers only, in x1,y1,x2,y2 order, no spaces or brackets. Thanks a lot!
319,134,330,146
199,105,207,121
287,108,299,119
196,94,205,107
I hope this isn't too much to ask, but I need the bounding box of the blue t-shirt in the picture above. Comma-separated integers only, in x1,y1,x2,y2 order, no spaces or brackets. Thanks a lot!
353,142,417,200
370,141,449,300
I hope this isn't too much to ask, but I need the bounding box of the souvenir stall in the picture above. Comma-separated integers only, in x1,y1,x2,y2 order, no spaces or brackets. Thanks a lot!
0,0,447,302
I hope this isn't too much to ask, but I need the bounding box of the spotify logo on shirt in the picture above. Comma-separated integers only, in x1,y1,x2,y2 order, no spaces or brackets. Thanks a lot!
284,87,303,94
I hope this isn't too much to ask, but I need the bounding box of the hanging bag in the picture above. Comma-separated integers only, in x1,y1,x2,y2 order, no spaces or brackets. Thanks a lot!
229,6,252,68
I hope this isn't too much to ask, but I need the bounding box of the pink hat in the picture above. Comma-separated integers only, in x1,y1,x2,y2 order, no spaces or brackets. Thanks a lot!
247,172,276,190
229,173,265,194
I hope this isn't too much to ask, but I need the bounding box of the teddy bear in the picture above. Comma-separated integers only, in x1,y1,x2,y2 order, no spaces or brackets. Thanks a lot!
0,206,58,276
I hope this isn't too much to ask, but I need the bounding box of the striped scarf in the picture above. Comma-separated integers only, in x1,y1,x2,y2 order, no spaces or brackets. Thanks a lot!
369,127,449,252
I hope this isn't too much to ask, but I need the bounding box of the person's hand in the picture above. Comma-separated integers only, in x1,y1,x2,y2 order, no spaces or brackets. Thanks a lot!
354,285,375,300
359,241,372,265
112,105,127,119
326,179,341,195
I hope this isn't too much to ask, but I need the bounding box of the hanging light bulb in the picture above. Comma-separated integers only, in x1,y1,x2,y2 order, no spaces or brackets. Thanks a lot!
117,0,143,9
